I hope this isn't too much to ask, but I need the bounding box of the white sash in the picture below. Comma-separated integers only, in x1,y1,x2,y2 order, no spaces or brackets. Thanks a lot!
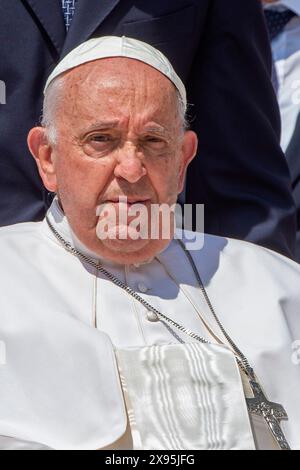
116,342,255,450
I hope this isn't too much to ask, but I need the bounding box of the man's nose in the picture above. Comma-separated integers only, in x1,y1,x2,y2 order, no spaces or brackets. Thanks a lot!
114,143,147,183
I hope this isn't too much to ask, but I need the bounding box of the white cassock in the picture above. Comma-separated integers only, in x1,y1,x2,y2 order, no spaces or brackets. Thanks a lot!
0,198,299,450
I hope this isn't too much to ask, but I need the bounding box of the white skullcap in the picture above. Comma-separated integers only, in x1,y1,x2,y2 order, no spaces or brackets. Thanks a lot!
44,36,187,109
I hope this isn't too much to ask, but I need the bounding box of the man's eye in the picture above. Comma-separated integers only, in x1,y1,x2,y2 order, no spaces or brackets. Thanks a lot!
90,135,111,142
144,137,166,147
146,137,162,142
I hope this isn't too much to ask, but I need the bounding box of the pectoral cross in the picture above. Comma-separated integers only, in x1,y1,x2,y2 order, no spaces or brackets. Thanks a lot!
246,374,290,450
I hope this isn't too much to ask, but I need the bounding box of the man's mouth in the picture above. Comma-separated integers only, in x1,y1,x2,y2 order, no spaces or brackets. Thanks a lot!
105,197,151,206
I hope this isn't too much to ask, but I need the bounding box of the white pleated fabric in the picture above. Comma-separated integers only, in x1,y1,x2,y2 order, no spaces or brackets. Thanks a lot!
117,343,255,450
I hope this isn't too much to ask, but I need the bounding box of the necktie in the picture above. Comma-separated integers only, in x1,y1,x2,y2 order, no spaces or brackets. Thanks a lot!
61,0,77,31
264,9,296,40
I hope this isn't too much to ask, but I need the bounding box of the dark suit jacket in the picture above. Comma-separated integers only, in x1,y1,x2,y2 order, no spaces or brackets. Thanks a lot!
0,0,296,257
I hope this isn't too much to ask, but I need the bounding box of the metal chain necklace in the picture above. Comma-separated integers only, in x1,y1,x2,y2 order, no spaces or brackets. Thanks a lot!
45,215,291,450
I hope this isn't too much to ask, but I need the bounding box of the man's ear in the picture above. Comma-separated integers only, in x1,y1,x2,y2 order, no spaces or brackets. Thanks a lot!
27,127,58,192
177,130,198,194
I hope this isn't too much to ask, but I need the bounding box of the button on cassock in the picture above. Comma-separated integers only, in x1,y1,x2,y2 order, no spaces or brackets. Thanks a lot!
146,311,159,322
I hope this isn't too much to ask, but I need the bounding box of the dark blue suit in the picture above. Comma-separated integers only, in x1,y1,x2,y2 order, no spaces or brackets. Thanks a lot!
0,0,296,257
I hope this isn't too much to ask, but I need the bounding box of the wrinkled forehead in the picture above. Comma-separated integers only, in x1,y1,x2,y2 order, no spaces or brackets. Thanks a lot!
63,57,177,96
54,57,179,122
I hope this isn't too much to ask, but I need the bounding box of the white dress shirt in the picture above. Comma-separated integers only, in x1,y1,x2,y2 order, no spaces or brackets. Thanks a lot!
265,0,300,151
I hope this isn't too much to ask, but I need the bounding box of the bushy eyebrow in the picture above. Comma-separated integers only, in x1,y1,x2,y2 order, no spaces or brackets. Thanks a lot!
81,121,120,133
142,125,169,136
80,121,170,136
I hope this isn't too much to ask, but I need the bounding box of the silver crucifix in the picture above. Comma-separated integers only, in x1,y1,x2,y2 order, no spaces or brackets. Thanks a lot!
246,376,290,450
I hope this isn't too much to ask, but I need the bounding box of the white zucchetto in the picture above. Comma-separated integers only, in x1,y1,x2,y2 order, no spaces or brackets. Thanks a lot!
44,36,187,109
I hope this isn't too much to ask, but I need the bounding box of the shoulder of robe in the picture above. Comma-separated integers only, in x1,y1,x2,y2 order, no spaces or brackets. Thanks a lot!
176,228,300,295
0,221,46,265
0,221,42,239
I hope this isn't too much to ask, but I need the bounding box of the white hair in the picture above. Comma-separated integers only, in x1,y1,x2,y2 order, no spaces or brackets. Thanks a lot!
41,73,189,144
41,74,66,144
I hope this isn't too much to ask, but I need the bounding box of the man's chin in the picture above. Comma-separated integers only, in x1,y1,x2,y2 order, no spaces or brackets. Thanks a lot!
94,225,173,262
100,234,150,254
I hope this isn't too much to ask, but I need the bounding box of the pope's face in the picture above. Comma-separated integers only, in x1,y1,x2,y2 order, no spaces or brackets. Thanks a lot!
28,58,197,264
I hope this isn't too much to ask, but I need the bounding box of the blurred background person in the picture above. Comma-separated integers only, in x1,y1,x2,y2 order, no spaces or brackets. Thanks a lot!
0,0,296,258
264,0,300,260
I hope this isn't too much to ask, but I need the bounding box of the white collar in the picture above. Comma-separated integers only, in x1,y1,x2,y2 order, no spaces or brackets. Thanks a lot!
264,0,300,16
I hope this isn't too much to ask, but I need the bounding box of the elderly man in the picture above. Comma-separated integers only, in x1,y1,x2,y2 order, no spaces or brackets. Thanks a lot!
0,37,299,451
0,0,296,260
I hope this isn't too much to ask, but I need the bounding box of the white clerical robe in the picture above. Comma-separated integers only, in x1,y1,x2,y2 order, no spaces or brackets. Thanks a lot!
0,199,299,450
